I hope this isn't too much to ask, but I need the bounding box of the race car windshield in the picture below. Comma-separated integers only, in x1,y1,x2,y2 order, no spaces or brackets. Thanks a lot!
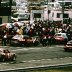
3,49,10,53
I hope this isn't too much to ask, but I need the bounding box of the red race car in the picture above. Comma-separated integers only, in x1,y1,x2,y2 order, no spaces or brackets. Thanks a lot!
0,48,16,61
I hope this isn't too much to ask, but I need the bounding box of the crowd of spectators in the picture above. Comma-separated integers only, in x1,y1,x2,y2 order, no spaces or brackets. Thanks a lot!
0,20,72,46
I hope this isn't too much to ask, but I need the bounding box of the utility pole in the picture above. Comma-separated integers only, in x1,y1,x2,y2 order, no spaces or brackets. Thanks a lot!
61,0,64,24
9,0,12,22
10,0,12,8
45,0,49,23
0,0,1,7
47,0,49,22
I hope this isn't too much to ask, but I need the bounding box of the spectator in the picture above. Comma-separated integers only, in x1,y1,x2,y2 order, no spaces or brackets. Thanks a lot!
2,33,8,46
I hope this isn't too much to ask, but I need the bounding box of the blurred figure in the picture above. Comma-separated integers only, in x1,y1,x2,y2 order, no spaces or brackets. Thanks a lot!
2,33,7,46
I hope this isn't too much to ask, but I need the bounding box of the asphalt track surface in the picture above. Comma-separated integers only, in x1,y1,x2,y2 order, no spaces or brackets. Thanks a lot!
0,45,72,71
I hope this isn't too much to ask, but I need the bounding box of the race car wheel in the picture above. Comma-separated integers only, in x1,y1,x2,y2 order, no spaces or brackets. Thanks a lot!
12,55,16,61
2,57,5,62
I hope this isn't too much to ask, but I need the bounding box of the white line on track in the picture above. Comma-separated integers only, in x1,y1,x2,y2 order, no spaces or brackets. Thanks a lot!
69,57,72,58
12,48,41,51
0,57,72,65
23,57,72,63
46,59,52,60
60,58,63,59
21,57,72,63
49,47,54,48
11,45,64,52
31,60,36,62
41,59,46,61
